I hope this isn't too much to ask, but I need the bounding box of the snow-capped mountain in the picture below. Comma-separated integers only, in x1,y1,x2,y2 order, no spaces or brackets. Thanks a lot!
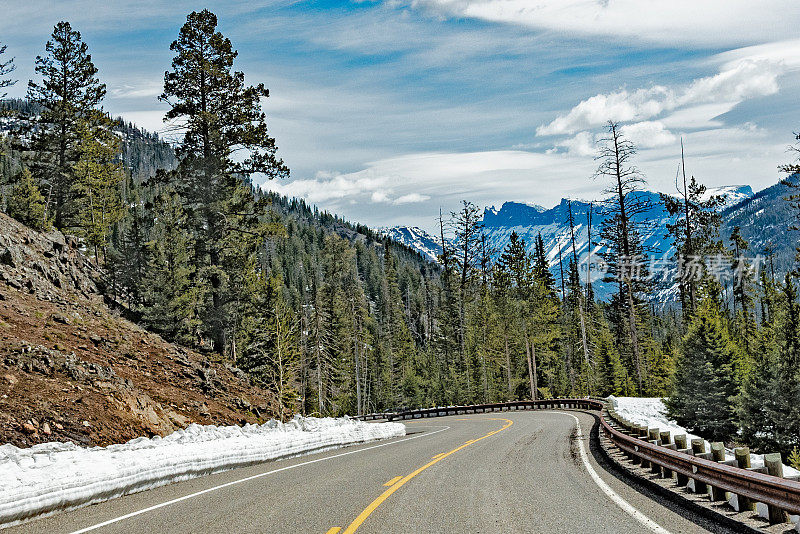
381,226,442,262
481,193,675,300
385,183,776,301
702,185,754,209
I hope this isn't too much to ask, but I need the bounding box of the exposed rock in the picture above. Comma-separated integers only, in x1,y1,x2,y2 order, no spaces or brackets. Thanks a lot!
52,313,70,325
21,422,37,435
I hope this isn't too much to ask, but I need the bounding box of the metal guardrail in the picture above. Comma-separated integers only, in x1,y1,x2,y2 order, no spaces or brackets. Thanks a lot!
354,413,397,421
600,404,800,520
384,399,602,421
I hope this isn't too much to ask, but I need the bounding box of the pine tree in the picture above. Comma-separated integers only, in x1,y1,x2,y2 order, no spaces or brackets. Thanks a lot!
665,302,738,442
533,233,557,297
238,273,299,420
450,201,483,400
160,9,289,353
595,121,653,394
661,142,726,316
71,116,125,262
141,190,198,344
594,326,626,396
27,21,106,229
6,168,48,230
737,276,800,456
0,41,15,98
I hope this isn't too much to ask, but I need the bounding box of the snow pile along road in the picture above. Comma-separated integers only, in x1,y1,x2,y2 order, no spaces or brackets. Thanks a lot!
0,416,405,528
608,396,799,522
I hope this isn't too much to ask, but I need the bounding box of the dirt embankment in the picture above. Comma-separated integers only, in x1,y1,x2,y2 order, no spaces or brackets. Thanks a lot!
0,213,274,448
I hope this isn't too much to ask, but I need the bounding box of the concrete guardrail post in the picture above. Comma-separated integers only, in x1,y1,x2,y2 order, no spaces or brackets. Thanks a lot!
763,453,789,524
674,435,689,486
709,442,727,501
690,439,708,495
733,447,754,512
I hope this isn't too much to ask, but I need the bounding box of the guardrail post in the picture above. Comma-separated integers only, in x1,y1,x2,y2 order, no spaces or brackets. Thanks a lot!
733,447,754,512
648,428,661,474
674,435,689,486
662,444,676,479
690,439,709,495
763,453,789,524
636,426,650,468
709,442,727,501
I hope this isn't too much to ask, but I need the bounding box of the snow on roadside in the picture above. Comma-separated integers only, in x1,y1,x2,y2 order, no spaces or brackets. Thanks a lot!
0,416,405,528
608,396,799,522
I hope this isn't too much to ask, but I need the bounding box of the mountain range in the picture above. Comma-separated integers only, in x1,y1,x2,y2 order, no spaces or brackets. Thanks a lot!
384,181,799,301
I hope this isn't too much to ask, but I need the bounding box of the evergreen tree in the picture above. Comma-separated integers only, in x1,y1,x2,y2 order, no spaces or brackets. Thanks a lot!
71,116,125,261
449,201,483,400
594,326,627,396
661,143,726,316
665,301,738,442
6,168,48,230
738,276,800,455
141,190,198,344
533,233,557,296
160,9,289,353
595,121,653,394
238,273,299,420
27,21,106,229
0,41,15,99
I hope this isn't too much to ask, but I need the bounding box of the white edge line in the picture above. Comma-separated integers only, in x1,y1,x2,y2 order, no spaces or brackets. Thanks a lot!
69,425,450,534
564,413,672,534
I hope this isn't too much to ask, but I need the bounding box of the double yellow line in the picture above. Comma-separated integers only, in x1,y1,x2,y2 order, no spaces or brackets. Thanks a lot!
331,417,514,534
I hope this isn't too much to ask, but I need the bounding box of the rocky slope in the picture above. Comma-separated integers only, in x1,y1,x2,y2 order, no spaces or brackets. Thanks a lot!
0,213,274,448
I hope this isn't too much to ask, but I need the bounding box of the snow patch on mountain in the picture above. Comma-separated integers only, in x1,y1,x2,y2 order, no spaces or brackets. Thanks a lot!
381,226,442,262
702,185,754,209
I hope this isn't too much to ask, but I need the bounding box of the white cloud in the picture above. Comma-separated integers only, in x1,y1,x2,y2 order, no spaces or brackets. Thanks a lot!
403,0,800,47
394,193,430,204
659,103,735,130
714,39,800,71
556,131,595,156
536,58,781,136
110,81,164,99
620,121,676,149
371,191,391,203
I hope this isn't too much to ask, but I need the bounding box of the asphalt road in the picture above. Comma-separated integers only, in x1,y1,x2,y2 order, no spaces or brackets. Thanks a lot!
6,411,741,533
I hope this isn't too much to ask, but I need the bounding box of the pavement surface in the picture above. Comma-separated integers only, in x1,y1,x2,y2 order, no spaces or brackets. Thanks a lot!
6,410,744,533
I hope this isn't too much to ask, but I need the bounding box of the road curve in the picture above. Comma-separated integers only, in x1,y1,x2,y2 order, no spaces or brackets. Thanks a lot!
6,411,740,533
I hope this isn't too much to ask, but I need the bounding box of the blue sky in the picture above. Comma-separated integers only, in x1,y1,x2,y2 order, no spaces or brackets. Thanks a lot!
2,0,800,232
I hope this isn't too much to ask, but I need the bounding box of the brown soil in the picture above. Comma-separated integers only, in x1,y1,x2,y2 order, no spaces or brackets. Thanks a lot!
0,213,274,448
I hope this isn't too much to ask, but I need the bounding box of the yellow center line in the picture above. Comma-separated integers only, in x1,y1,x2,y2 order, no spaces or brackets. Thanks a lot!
325,528,341,534
340,417,514,534
382,476,403,487
431,452,445,459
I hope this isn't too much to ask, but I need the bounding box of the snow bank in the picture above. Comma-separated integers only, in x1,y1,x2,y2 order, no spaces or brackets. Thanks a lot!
0,416,405,528
608,396,799,522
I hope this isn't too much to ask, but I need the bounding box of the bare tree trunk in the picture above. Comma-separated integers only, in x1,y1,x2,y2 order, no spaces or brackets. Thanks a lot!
525,336,535,400
504,335,512,399
530,340,538,401
626,282,643,393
